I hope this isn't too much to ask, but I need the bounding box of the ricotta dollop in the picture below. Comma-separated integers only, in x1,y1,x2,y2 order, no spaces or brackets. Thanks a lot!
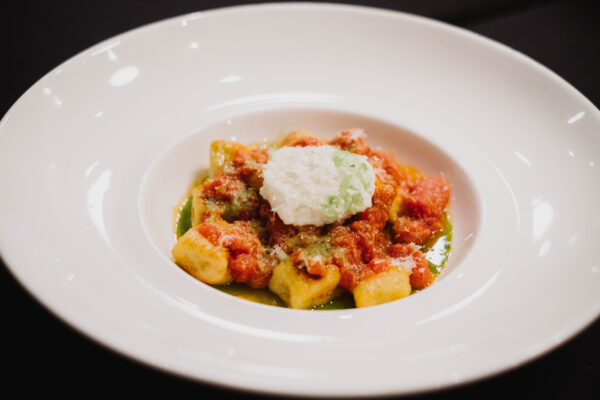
260,145,375,226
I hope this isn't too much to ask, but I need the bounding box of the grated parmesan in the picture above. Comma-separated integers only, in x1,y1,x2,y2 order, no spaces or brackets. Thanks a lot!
391,256,417,273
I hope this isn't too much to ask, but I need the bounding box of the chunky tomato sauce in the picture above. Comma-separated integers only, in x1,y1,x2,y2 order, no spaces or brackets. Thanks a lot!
175,129,452,308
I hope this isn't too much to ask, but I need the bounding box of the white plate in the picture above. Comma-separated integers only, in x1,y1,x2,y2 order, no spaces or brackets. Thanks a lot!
1,3,599,397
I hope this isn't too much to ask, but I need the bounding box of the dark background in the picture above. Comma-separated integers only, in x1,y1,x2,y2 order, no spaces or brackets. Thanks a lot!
1,0,599,398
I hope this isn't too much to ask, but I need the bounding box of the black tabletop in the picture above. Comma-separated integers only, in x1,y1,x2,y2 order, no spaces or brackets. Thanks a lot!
1,1,599,398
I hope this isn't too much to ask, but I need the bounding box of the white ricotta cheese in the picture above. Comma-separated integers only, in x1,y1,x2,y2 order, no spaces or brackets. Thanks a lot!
260,145,375,226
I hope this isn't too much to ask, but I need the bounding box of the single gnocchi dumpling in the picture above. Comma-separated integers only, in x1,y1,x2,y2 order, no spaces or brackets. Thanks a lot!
209,140,246,177
352,268,411,308
268,259,341,309
172,227,233,285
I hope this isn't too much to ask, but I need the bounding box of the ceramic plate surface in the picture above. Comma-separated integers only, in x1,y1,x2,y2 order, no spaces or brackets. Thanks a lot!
1,3,599,397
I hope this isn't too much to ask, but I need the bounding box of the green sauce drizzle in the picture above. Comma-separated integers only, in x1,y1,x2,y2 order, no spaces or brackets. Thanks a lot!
217,282,287,307
222,188,258,223
312,292,356,310
421,213,453,275
176,196,193,239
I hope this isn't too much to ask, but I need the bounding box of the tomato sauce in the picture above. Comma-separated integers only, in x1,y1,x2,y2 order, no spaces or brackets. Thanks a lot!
174,129,452,309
